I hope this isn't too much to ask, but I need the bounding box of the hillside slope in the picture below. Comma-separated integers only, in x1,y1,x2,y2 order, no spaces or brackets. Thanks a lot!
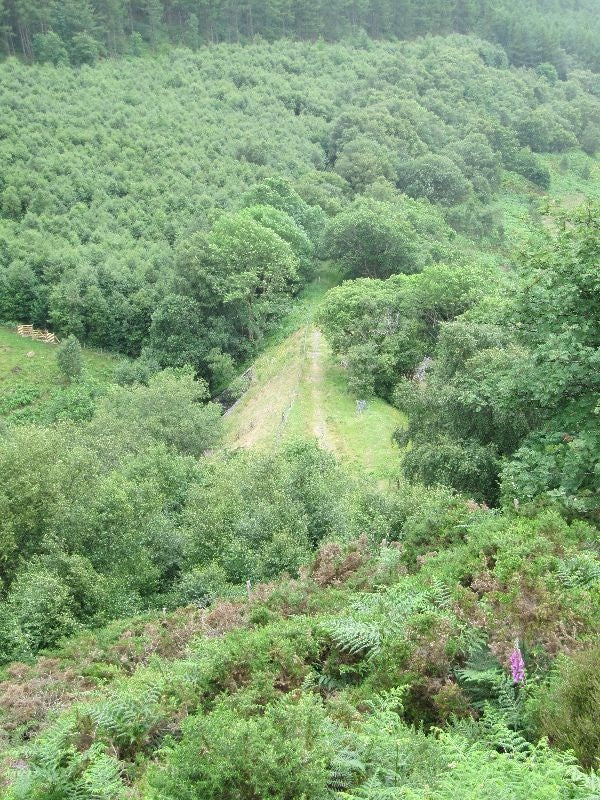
0,326,117,422
224,268,405,484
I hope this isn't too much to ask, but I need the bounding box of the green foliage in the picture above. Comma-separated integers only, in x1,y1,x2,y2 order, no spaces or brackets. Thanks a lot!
146,294,208,375
10,716,124,800
179,441,364,584
88,367,223,458
529,645,600,768
70,31,101,66
3,501,600,798
32,32,68,65
1,17,600,800
337,698,592,800
334,135,397,193
402,434,499,503
580,122,600,155
6,568,80,656
318,260,493,400
517,110,578,153
0,419,385,663
112,354,160,387
150,695,334,800
56,334,83,382
321,196,454,279
2,0,600,78
398,206,600,512
508,149,551,188
241,176,326,243
397,153,472,206
241,203,314,281
1,35,598,369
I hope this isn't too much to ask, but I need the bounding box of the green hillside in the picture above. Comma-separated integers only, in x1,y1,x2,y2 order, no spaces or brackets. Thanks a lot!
1,11,600,799
0,326,117,422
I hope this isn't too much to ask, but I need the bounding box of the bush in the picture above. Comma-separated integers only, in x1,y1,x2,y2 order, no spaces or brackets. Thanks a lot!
113,355,161,386
70,32,101,66
509,149,551,188
6,569,79,656
33,31,68,65
56,334,83,382
171,563,230,608
529,645,600,768
150,695,334,800
42,382,99,422
403,435,500,504
580,122,600,156
517,111,577,153
89,367,223,458
334,135,397,193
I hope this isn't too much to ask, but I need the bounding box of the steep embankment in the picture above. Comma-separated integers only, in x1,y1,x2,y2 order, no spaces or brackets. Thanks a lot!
224,267,405,484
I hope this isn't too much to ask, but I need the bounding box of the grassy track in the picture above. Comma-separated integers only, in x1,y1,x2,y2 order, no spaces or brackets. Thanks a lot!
224,265,406,484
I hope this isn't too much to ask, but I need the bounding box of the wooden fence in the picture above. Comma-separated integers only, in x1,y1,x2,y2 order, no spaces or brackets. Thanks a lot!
16,324,60,345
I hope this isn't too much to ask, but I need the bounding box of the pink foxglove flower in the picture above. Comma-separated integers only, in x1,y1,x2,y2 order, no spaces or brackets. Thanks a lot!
509,646,525,683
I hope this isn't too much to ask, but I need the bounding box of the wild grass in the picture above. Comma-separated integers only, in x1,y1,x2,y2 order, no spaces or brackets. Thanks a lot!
0,326,117,419
225,263,405,483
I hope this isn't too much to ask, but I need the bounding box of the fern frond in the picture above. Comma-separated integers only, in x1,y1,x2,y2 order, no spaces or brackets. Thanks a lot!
428,577,453,609
479,704,530,755
329,749,366,790
324,618,382,656
557,554,600,588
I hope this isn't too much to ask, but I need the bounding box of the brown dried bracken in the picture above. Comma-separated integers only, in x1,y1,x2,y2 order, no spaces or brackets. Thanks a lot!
311,536,370,587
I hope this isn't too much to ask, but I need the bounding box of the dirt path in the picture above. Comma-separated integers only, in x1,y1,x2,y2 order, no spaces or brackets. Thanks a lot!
307,328,335,451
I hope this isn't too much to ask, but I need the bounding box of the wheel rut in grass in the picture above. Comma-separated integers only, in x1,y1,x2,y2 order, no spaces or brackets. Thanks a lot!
308,328,334,452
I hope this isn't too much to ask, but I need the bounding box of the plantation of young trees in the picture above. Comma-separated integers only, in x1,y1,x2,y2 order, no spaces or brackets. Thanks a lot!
0,5,600,798
3,34,600,387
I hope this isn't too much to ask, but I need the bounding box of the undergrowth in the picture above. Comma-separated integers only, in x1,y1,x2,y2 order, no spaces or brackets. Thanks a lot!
2,504,599,798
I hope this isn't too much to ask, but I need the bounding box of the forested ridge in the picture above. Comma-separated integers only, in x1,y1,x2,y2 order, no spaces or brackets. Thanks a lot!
1,5,600,798
3,0,600,72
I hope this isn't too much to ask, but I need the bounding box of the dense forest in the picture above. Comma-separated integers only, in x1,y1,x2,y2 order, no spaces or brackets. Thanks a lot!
0,2,600,798
3,35,600,389
3,0,600,73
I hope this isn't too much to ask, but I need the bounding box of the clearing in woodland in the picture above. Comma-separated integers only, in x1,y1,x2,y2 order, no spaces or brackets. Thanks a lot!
224,266,406,484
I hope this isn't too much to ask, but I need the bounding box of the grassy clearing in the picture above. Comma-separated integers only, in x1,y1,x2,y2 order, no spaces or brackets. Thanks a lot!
498,152,600,248
224,265,405,483
283,328,405,484
0,326,117,419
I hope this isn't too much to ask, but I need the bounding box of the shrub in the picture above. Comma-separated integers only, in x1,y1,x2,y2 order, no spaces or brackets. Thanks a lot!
56,334,83,382
509,149,551,188
529,645,600,768
149,695,334,799
70,33,101,66
5,569,79,656
580,122,600,156
113,355,160,386
403,435,499,504
32,32,69,65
